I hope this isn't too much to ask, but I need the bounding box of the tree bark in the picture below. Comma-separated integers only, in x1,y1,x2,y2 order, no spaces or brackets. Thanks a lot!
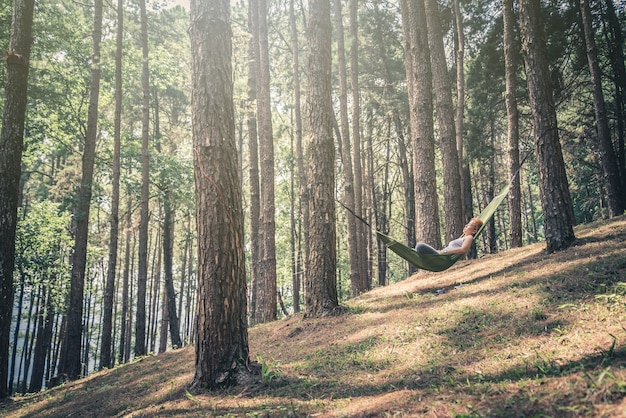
247,0,261,325
290,0,305,313
148,231,162,354
333,0,361,297
580,0,624,216
349,0,368,291
189,0,250,389
0,0,34,398
58,0,103,380
604,0,626,194
163,189,182,347
119,195,132,364
518,0,576,253
255,0,277,323
29,287,54,392
401,0,441,248
135,0,151,357
304,0,340,317
370,1,415,276
502,0,523,248
101,0,124,370
177,214,191,337
424,0,463,244
453,0,466,219
153,86,182,350
393,110,416,276
9,279,25,394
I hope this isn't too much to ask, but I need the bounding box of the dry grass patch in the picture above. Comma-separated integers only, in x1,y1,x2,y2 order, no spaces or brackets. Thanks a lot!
2,215,626,417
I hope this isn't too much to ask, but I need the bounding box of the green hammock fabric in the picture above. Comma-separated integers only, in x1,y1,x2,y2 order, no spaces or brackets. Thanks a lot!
377,182,512,272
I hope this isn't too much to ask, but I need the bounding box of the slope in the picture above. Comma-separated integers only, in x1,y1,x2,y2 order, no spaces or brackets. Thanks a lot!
2,215,626,417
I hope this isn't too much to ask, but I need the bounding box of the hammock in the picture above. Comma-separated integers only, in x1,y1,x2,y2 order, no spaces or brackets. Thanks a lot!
377,182,512,272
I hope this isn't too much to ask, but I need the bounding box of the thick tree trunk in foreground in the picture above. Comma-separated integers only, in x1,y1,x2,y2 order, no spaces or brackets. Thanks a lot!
0,0,34,399
424,0,463,244
304,0,340,317
189,0,250,389
401,0,441,248
518,0,575,253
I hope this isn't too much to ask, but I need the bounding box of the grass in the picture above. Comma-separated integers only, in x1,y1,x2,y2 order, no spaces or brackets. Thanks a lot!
2,215,626,417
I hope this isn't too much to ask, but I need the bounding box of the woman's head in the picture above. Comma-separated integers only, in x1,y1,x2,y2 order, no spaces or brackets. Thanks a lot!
464,218,483,235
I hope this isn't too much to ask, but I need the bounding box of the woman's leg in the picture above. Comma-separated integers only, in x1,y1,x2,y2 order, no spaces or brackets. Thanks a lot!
414,243,439,254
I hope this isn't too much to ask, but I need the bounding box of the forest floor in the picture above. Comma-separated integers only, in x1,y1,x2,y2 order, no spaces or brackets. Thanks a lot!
3,215,626,417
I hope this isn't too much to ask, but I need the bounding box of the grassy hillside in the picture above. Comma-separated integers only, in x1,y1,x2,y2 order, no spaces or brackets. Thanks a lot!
2,216,626,417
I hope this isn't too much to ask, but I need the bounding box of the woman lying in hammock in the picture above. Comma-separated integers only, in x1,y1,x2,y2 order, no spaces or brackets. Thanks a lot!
415,218,484,256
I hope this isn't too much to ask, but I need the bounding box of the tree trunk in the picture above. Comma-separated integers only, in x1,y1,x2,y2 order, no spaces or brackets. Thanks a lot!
124,237,135,362
81,281,96,377
393,110,416,276
370,1,415,276
604,0,626,195
518,0,576,253
453,0,466,219
0,0,34,398
502,0,523,248
368,111,388,285
153,85,182,350
19,285,37,393
58,0,103,380
247,0,261,325
184,254,195,344
159,290,168,353
101,0,124,370
119,195,132,364
462,164,477,258
479,144,498,253
580,0,624,216
177,214,191,336
424,0,463,244
163,190,182,348
9,279,26,394
255,0,278,323
289,0,305,313
189,0,250,389
289,122,298,315
148,231,162,353
333,0,361,297
380,121,392,286
349,0,368,292
30,286,54,392
304,0,340,317
401,0,441,248
135,0,151,357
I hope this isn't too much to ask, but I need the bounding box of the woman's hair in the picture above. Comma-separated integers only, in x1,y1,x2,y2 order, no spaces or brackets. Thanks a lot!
469,218,484,231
